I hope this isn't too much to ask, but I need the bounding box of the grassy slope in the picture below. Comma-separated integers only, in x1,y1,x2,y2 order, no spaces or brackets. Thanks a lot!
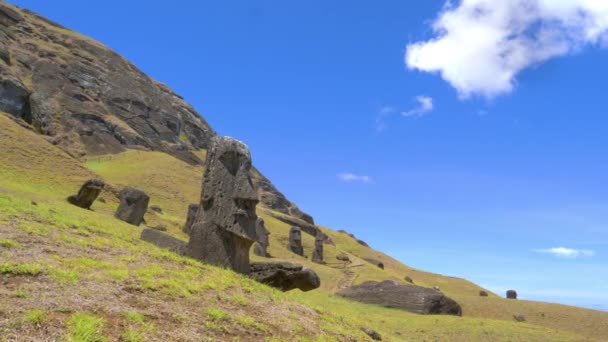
0,113,606,341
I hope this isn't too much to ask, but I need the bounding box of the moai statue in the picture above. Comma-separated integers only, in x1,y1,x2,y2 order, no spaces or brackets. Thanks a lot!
67,179,105,209
253,217,270,257
311,232,324,264
506,289,518,299
288,226,304,256
185,136,259,274
182,204,200,235
115,187,149,226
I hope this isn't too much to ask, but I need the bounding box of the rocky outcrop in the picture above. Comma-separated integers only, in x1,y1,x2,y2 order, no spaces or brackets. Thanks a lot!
250,262,320,292
0,1,313,225
67,179,104,209
185,136,259,274
115,187,149,226
337,280,462,316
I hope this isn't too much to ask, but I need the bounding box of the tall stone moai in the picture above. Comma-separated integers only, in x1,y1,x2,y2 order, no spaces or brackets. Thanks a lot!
182,203,200,235
253,217,270,257
185,136,259,274
289,226,304,256
311,232,324,264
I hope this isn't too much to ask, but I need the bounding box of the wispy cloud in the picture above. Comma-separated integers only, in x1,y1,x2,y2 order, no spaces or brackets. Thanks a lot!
406,0,608,98
402,96,434,117
534,247,596,259
337,173,372,183
375,106,395,132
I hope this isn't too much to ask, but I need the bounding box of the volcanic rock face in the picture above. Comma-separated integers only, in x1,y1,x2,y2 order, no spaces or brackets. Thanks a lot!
250,262,320,292
337,280,462,316
253,217,270,258
115,188,149,226
185,136,259,274
182,203,199,235
288,226,304,256
0,1,312,223
67,179,104,209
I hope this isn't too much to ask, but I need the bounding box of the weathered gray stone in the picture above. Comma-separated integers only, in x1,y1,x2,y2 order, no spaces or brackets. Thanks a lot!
0,78,29,120
364,258,384,270
67,179,104,209
182,203,199,235
250,262,320,292
289,226,304,256
338,280,462,316
507,289,518,299
360,327,382,341
253,217,270,257
312,232,324,264
140,228,186,253
115,187,149,226
185,136,259,274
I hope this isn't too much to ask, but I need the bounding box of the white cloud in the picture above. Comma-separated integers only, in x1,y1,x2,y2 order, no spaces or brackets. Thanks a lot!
402,96,434,117
337,173,372,183
534,247,596,258
406,0,608,98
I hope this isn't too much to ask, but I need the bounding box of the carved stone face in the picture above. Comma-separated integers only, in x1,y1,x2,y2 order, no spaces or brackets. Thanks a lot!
256,217,270,248
289,226,302,245
201,136,259,241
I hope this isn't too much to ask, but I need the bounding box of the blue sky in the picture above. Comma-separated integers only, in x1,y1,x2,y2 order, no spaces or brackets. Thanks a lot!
9,0,608,311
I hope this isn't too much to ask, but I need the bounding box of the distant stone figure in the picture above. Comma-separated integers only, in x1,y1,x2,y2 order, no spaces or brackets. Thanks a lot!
364,258,384,270
253,217,270,257
115,187,149,226
67,179,104,209
185,136,259,274
312,232,324,264
479,290,488,297
182,204,199,235
250,262,320,292
405,276,414,284
506,289,518,299
289,226,304,256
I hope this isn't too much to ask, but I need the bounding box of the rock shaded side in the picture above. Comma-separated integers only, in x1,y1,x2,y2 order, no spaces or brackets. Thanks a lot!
288,226,304,256
337,280,462,316
185,136,259,274
115,187,149,226
364,258,384,270
250,262,320,292
252,217,270,258
67,179,104,209
182,203,199,235
140,228,186,253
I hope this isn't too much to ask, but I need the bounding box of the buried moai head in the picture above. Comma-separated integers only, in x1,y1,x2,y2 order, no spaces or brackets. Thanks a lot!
115,187,149,226
185,136,259,273
289,226,304,256
67,179,105,209
506,289,518,299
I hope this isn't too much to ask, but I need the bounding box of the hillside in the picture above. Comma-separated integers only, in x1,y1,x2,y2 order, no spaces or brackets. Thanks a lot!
2,113,608,341
2,1,608,341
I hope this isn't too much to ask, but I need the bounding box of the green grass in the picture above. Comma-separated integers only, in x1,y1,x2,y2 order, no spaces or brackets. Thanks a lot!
0,263,43,276
0,239,19,248
206,307,229,322
25,309,47,326
67,312,106,342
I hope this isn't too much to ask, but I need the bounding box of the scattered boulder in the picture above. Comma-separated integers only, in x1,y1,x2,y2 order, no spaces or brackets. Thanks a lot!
253,217,270,258
405,276,414,284
185,136,259,274
250,262,320,292
479,290,488,297
67,179,105,209
513,314,526,322
337,280,462,316
140,228,185,253
336,253,350,262
356,239,370,247
288,226,304,256
115,187,150,226
506,290,518,299
150,205,162,213
364,258,384,270
311,232,324,264
182,203,199,235
360,326,382,341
